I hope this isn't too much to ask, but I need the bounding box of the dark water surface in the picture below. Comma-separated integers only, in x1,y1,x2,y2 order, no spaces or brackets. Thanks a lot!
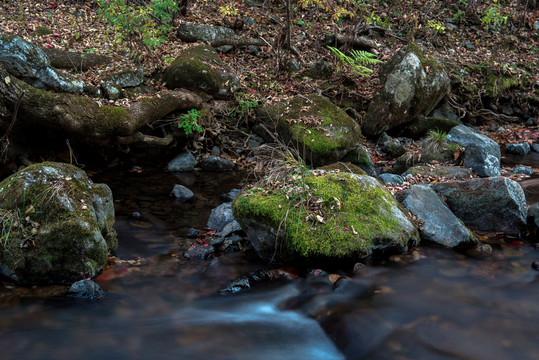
1,164,539,360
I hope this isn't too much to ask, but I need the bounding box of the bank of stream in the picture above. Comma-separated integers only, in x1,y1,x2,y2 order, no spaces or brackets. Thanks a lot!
0,159,538,359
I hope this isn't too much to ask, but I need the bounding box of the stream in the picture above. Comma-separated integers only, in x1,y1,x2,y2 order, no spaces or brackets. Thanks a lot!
1,156,539,359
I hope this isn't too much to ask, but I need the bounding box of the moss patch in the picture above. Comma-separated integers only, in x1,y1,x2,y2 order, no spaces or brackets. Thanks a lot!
233,170,417,261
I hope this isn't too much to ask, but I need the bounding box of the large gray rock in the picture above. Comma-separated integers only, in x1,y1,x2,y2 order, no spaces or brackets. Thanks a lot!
400,185,477,248
431,176,527,236
447,125,501,177
162,44,239,99
256,94,362,167
233,171,419,264
363,44,450,137
177,23,237,45
105,67,144,88
0,162,117,284
0,34,83,93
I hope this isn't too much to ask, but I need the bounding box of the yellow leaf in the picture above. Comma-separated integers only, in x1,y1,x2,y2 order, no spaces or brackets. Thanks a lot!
4,76,10,85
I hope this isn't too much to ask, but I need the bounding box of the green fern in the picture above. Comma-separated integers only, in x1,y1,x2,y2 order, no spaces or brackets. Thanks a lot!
327,46,381,76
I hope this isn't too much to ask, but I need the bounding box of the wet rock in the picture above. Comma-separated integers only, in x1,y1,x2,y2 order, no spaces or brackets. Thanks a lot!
363,43,450,137
220,220,242,237
218,277,251,294
400,185,477,248
532,261,539,271
200,156,235,171
528,202,539,229
447,125,501,177
207,202,235,232
431,176,527,236
378,173,404,186
186,228,200,239
171,184,194,202
183,244,214,259
162,44,239,99
168,151,197,172
220,188,241,202
67,279,104,301
342,145,376,176
513,166,534,175
465,244,493,257
105,67,144,88
0,162,117,284
532,143,539,152
506,142,531,156
0,34,83,93
401,116,460,139
428,101,460,123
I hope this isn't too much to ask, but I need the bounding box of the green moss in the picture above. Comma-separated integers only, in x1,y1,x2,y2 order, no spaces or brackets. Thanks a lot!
485,73,519,98
234,172,410,258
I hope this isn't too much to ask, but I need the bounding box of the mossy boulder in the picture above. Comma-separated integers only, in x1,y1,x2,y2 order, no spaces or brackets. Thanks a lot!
0,162,117,284
162,44,239,99
485,72,520,98
401,116,460,139
255,94,362,167
363,43,450,137
232,170,419,264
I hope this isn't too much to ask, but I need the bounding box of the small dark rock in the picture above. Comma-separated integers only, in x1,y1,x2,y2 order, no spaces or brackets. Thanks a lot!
207,202,235,232
171,184,194,202
305,60,333,79
211,146,221,156
287,59,302,72
378,173,404,186
243,16,256,28
168,151,197,172
465,41,474,50
465,244,493,257
220,188,241,202
186,228,200,239
215,45,234,53
200,156,235,171
532,261,539,271
218,277,251,295
100,82,122,100
183,244,214,259
506,142,531,156
532,143,539,152
382,141,406,158
513,166,534,175
68,280,104,301
247,45,260,55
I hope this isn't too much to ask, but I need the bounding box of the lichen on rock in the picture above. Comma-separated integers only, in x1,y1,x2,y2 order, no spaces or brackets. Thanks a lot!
0,162,117,284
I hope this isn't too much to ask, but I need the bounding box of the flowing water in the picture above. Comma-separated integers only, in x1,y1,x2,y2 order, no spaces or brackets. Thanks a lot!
0,161,538,360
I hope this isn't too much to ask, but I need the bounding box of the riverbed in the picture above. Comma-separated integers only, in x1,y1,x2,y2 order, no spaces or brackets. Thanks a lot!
0,161,538,359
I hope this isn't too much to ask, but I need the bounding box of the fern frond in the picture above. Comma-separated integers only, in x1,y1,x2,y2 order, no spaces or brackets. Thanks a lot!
327,46,380,77
349,50,381,65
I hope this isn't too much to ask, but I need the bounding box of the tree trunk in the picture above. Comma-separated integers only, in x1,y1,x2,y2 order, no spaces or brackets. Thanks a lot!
0,65,204,147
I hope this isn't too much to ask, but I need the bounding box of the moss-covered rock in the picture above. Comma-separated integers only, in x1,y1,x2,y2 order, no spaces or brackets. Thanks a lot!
256,94,362,167
162,44,239,99
0,162,117,284
485,72,520,98
232,170,419,264
401,116,460,139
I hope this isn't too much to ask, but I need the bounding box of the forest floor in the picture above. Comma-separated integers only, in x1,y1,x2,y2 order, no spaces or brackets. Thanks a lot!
1,0,538,171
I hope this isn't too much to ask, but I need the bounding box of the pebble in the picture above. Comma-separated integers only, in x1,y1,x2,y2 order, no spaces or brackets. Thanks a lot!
68,280,104,301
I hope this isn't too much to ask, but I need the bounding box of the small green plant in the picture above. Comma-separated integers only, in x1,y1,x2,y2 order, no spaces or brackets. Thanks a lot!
327,46,381,76
427,19,446,34
364,11,391,28
481,4,508,31
427,129,448,145
452,9,466,24
233,92,259,121
177,109,203,135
